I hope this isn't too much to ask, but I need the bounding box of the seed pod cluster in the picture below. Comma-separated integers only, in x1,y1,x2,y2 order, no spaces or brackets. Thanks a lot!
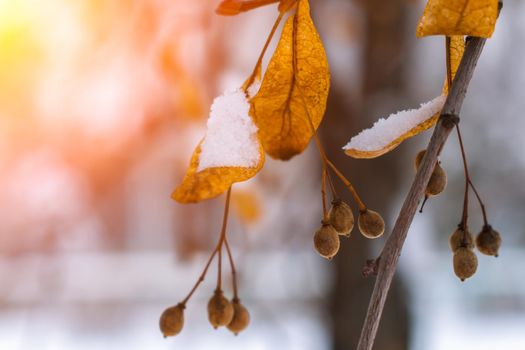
415,150,447,198
160,289,251,337
313,200,385,259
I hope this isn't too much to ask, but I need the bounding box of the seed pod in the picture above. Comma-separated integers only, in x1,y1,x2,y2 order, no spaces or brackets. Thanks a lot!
313,223,340,259
414,150,426,170
208,290,234,329
227,299,250,335
449,227,474,252
453,247,478,281
159,303,185,337
426,164,447,196
476,225,502,257
358,209,385,239
329,200,354,236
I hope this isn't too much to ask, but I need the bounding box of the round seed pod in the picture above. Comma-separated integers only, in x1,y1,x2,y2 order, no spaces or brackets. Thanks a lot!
453,247,478,281
476,225,502,257
208,290,234,329
313,223,340,259
159,303,185,337
426,164,447,196
449,227,475,252
358,209,385,239
414,150,426,170
329,200,354,236
227,299,250,335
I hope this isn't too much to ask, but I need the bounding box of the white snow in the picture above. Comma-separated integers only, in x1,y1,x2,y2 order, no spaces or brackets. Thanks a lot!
197,88,260,171
343,95,446,152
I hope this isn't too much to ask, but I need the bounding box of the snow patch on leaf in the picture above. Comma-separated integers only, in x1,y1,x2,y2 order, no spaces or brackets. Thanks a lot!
197,88,260,171
343,95,446,156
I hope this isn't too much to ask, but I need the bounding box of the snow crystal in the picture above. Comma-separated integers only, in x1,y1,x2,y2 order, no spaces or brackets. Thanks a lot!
197,88,260,171
343,95,447,152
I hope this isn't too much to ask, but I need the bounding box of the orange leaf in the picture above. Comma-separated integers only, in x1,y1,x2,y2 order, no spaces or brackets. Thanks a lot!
250,0,330,160
344,37,465,159
416,0,499,38
216,0,282,16
172,142,264,203
173,88,265,203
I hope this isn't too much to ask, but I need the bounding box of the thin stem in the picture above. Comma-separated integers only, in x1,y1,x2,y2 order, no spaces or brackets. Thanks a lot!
216,187,232,291
469,179,489,225
456,125,489,225
224,237,239,300
446,36,453,91
321,168,329,222
296,87,362,209
242,13,284,92
182,188,232,304
456,125,470,229
182,247,218,305
326,159,366,211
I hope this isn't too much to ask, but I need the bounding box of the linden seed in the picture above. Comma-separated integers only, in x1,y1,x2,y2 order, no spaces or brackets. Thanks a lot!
227,299,250,335
449,227,474,252
414,150,426,170
426,164,447,196
358,209,385,239
476,225,502,257
453,247,478,282
313,223,340,259
208,290,234,329
159,303,185,338
329,200,355,236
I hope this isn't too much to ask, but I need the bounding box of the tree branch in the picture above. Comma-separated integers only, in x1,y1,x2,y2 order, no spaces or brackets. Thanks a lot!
357,36,487,350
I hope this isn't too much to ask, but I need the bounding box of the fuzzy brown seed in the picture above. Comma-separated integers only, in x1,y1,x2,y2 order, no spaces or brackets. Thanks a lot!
329,200,354,236
313,224,340,259
358,209,385,239
227,299,250,335
453,247,478,281
426,164,447,196
208,290,234,329
449,227,475,252
476,225,502,257
414,150,447,196
414,150,426,170
159,303,185,337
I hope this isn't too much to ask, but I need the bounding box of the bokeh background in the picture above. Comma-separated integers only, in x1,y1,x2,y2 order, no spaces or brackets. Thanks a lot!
0,0,524,349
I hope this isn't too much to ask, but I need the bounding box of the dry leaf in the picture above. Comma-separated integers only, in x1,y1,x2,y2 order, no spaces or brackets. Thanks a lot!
250,0,330,160
217,0,297,16
417,0,499,38
172,142,264,203
344,37,465,159
232,189,262,224
173,87,264,204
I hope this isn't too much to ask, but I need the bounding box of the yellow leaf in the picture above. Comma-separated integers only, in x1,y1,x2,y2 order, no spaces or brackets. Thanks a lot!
232,189,262,224
416,0,499,38
250,0,330,160
172,88,265,203
172,142,265,203
344,37,465,159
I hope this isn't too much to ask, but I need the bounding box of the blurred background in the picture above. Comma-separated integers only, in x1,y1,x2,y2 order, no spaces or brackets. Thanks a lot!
0,0,524,349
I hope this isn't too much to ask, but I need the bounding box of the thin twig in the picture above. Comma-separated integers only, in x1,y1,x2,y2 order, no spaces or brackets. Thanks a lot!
357,35,488,350
182,188,232,304
224,237,239,300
